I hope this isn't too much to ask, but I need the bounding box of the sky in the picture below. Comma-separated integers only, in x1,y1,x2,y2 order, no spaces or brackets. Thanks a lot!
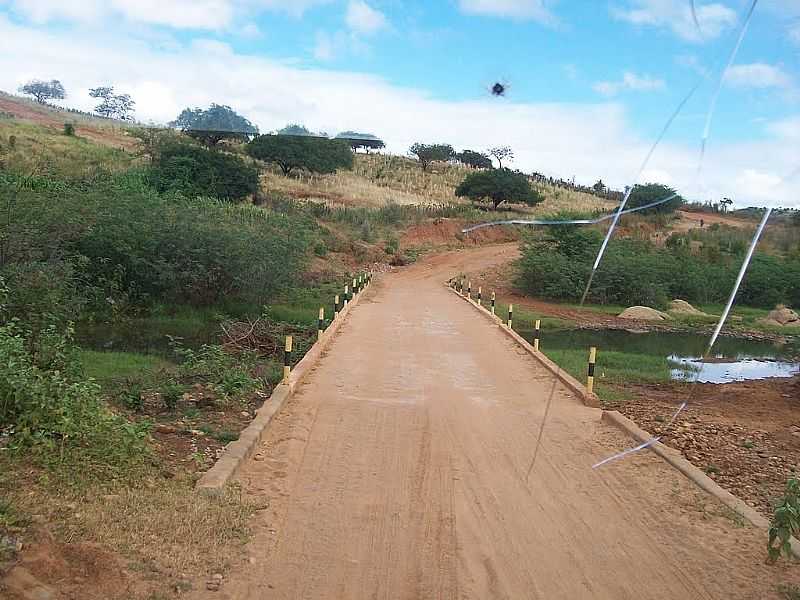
0,0,798,207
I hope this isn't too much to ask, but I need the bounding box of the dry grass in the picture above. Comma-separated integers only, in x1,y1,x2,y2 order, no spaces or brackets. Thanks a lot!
2,463,257,576
261,153,617,215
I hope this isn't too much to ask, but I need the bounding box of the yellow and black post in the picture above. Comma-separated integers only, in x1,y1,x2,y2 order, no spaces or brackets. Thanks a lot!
467,280,471,300
477,286,482,306
491,291,496,314
352,277,357,298
534,319,541,351
508,304,513,329
334,294,340,317
344,285,349,306
458,279,463,295
283,335,293,382
587,347,597,394
318,307,325,339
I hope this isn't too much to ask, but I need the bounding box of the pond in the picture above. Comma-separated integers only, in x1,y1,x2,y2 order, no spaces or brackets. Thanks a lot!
518,328,800,384
76,318,220,357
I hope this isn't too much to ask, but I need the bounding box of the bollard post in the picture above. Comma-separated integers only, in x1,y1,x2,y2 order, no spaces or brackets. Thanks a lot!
491,291,496,315
508,304,513,329
283,335,293,382
352,278,357,297
477,286,482,306
459,279,463,295
534,319,541,351
318,307,325,340
335,294,340,317
587,347,597,394
344,285,349,306
467,280,471,300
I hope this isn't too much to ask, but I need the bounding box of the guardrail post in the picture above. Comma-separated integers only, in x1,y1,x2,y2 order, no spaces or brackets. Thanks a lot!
534,319,541,351
318,307,324,339
344,285,349,306
334,294,340,317
477,286,482,306
283,335,293,382
491,291,496,315
587,347,597,394
467,280,471,300
507,304,513,329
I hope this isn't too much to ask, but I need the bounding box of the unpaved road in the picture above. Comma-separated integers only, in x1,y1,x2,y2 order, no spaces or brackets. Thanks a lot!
198,244,798,600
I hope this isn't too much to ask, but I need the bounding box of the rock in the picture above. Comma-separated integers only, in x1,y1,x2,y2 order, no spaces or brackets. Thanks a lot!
2,566,56,600
212,573,224,580
618,306,671,321
206,580,221,591
667,299,709,317
765,306,799,326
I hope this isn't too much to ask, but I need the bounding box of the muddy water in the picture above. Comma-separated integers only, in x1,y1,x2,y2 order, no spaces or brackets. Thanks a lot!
519,328,799,384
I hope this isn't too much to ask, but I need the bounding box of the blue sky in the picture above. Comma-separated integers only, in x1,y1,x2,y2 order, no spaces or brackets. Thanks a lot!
0,0,797,206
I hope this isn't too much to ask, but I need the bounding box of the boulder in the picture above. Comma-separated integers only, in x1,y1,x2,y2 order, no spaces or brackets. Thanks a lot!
618,306,671,321
766,306,799,326
667,299,709,317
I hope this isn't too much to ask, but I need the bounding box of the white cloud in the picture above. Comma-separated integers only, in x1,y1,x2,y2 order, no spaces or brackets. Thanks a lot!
593,71,666,96
457,0,557,24
0,16,795,208
790,22,800,45
725,63,794,89
2,0,330,28
767,115,800,139
345,0,387,35
612,0,737,41
313,31,336,61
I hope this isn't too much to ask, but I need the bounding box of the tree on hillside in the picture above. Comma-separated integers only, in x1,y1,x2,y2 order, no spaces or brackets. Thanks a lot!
335,131,385,152
720,197,734,213
627,183,684,214
455,168,543,210
456,149,492,169
170,104,258,146
592,179,607,195
149,141,258,201
409,143,454,172
276,124,323,137
89,86,135,120
488,146,514,169
18,79,66,103
247,134,353,176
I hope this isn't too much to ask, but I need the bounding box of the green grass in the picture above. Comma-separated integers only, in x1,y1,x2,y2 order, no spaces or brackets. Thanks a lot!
79,350,173,385
492,300,572,330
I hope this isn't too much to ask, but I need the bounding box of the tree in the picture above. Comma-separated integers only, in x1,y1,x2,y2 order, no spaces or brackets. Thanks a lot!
592,179,607,195
335,131,385,152
276,124,320,137
457,149,492,169
247,135,353,176
170,104,258,146
409,143,454,172
149,141,258,201
488,146,514,169
89,86,135,120
720,197,734,213
627,183,684,214
455,168,543,210
18,79,66,103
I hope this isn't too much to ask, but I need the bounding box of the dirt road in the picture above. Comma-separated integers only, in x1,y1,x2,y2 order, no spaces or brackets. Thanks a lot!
199,244,798,600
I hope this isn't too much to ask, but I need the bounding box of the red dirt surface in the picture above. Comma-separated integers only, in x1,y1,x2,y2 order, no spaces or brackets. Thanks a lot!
609,377,800,518
192,244,800,600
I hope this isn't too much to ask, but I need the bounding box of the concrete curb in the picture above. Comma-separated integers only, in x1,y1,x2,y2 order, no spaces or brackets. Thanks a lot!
196,282,369,496
602,410,800,557
446,286,600,408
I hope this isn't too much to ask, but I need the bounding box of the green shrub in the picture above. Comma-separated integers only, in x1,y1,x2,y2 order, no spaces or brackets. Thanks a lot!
149,141,258,201
768,478,800,562
455,168,543,210
173,342,259,399
247,135,353,176
63,122,75,136
0,323,149,477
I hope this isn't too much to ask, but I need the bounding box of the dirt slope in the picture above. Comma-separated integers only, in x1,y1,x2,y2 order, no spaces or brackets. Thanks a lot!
194,244,798,600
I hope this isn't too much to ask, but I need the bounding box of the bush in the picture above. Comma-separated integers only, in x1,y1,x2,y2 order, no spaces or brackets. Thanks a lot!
63,122,75,136
149,141,258,201
768,478,800,562
1,171,315,314
627,183,684,214
515,226,800,309
0,322,149,477
456,168,543,210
